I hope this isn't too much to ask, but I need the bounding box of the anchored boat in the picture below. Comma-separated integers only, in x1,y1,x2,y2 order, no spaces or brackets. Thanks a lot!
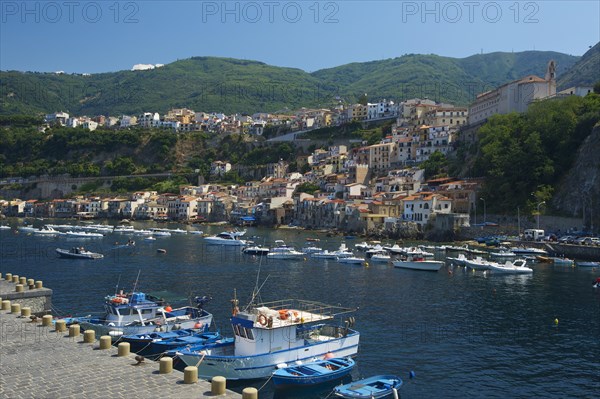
272,357,355,388
77,293,213,338
176,292,360,380
334,374,403,398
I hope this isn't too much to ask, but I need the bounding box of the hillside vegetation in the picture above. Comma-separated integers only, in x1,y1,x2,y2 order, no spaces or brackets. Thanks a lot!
0,50,584,116
451,91,600,214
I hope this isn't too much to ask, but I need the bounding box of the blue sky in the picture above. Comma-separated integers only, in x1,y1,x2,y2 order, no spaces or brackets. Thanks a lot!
1,1,598,73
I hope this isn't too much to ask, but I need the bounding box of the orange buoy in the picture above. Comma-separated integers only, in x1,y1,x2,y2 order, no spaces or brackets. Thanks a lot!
165,306,172,312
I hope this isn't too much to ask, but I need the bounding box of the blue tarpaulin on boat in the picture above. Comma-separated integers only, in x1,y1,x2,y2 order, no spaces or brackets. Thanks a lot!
240,216,256,221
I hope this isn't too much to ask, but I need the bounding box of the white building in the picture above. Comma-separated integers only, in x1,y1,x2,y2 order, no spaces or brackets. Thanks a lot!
402,192,452,227
468,60,557,125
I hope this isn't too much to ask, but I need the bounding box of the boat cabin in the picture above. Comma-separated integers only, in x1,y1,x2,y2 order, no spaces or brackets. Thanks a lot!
230,299,354,357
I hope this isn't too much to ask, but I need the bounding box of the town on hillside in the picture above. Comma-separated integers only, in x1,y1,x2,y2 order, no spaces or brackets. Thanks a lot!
1,61,594,238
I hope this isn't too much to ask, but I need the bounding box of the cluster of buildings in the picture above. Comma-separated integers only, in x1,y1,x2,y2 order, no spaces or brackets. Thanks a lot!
11,61,594,236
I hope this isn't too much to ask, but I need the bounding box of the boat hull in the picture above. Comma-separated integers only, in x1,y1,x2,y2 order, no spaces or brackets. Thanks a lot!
272,357,355,387
334,374,403,399
393,260,443,271
178,331,360,380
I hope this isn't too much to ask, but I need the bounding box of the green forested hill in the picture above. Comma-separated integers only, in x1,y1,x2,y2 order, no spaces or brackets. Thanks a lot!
0,49,586,117
558,42,600,90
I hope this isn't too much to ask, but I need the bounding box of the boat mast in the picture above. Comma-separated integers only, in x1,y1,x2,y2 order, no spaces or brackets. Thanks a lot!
131,269,141,293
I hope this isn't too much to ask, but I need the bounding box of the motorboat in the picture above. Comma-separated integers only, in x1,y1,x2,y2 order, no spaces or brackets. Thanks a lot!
578,261,600,268
404,247,434,258
369,253,391,263
446,253,468,266
33,225,61,236
56,247,104,259
122,330,223,360
204,231,247,246
301,245,324,254
510,246,548,256
175,294,360,380
267,240,304,260
64,231,104,238
383,244,404,255
337,256,364,265
272,357,355,388
393,257,444,271
77,293,213,339
311,250,338,260
487,259,533,274
334,374,403,399
464,256,495,271
242,246,270,256
331,243,353,258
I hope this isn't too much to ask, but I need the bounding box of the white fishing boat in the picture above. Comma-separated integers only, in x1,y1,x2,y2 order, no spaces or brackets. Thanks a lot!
267,240,304,260
383,244,405,255
393,257,444,271
204,232,247,246
176,294,359,380
404,247,434,258
487,259,533,274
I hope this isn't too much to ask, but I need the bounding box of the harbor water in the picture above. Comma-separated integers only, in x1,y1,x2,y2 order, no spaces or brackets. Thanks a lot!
1,223,599,398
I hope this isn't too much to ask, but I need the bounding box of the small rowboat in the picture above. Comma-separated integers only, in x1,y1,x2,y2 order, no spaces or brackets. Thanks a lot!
272,357,355,387
334,374,403,399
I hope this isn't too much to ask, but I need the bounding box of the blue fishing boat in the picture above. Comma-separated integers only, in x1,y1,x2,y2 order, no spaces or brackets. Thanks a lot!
119,328,211,355
144,331,223,359
272,357,355,388
334,375,403,399
77,292,213,339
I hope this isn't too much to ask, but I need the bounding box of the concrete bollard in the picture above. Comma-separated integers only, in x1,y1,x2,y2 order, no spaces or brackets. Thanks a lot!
83,329,96,343
211,376,226,395
28,279,35,289
55,319,67,332
21,307,31,317
12,275,19,283
99,335,112,350
69,324,80,337
5,273,12,281
2,300,11,311
42,314,53,327
183,366,198,384
35,281,43,289
11,303,21,314
15,284,24,293
159,357,173,374
118,342,130,357
242,387,258,399
19,277,27,285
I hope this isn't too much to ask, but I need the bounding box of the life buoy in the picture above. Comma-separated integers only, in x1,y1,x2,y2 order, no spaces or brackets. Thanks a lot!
258,314,268,326
278,309,289,320
112,297,122,304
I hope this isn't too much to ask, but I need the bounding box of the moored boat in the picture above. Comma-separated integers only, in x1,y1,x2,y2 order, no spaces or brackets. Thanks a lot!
393,257,444,271
578,261,600,268
77,293,213,339
272,357,355,388
446,253,468,266
175,294,360,380
242,246,270,256
551,257,574,267
486,259,533,274
204,231,247,246
334,374,403,399
267,240,304,259
337,256,364,265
